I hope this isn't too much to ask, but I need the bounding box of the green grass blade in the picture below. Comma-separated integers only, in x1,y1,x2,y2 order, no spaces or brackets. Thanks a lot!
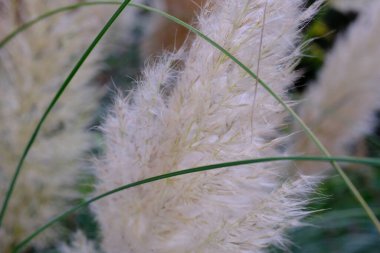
13,155,380,252
0,0,132,227
0,1,122,48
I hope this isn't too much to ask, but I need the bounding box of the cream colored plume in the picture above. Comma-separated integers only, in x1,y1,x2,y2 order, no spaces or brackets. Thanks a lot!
93,0,323,252
292,0,380,174
0,0,113,251
330,0,374,12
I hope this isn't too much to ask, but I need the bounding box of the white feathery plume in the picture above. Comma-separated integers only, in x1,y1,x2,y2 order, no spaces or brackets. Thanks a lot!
330,0,374,12
292,0,380,174
93,0,323,252
0,0,113,251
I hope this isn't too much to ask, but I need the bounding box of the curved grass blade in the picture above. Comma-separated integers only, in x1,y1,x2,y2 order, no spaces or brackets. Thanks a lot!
1,1,378,233
0,1,121,48
13,155,380,252
0,0,133,227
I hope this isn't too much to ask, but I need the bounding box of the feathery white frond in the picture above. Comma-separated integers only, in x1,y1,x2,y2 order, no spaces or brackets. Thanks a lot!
330,0,374,12
93,0,323,252
0,0,111,250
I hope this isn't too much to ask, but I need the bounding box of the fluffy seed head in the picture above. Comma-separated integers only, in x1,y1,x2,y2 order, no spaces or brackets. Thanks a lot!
93,0,323,252
0,0,112,250
292,0,380,174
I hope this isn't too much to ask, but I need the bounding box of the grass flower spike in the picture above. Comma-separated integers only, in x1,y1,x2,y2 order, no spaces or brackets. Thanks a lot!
0,0,112,251
292,0,380,174
93,0,323,252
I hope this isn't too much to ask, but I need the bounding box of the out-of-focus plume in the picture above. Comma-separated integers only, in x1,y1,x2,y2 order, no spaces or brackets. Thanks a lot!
0,0,113,251
292,0,380,174
93,0,323,252
330,0,374,12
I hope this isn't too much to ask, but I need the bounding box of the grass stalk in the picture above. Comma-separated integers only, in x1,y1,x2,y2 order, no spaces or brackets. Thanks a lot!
13,155,380,252
0,1,121,48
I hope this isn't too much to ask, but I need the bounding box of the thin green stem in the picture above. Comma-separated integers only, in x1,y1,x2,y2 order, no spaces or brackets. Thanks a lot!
0,0,132,227
0,1,122,48
13,155,380,252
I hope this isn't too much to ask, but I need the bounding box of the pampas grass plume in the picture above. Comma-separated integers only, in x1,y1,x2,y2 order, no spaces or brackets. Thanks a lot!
93,0,323,252
292,0,380,174
0,0,113,251
330,0,374,12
